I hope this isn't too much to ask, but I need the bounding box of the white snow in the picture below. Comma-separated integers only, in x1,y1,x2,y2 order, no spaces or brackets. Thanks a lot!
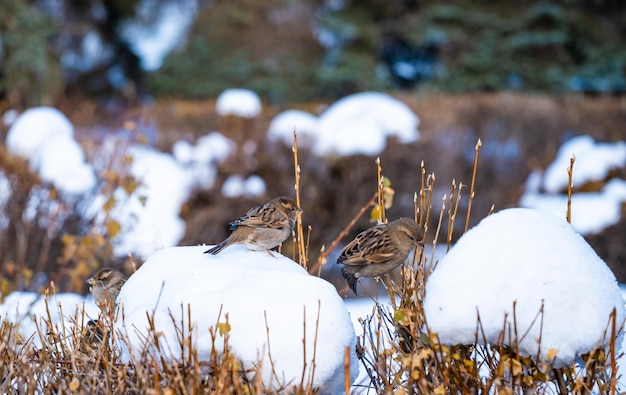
0,291,99,349
543,135,626,193
115,245,359,394
221,174,267,198
2,109,19,126
6,107,74,158
424,208,625,367
172,132,235,189
216,89,262,118
6,107,96,196
520,135,626,235
521,177,626,235
266,92,420,156
268,109,320,144
31,134,97,195
315,92,420,156
90,144,194,258
121,0,198,71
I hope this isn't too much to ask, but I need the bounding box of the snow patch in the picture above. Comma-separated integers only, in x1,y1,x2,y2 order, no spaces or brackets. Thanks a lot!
316,92,419,156
543,135,626,193
173,132,235,189
221,175,267,198
90,144,194,258
216,89,262,118
268,109,320,144
116,245,359,394
424,208,625,367
520,135,626,235
6,107,96,196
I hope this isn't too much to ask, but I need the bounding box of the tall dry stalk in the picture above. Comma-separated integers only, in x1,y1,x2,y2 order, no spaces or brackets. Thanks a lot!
464,139,482,232
567,155,575,224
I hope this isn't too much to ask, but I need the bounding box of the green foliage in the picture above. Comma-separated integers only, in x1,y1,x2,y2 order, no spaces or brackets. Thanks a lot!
147,0,325,103
0,1,63,106
149,0,626,99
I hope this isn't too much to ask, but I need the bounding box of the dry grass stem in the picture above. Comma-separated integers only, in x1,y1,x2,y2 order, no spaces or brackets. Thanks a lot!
292,131,308,269
567,155,575,224
465,138,482,232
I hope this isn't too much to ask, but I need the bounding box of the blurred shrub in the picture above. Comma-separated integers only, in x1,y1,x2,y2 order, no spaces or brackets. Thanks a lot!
149,0,626,100
0,142,137,297
147,0,327,103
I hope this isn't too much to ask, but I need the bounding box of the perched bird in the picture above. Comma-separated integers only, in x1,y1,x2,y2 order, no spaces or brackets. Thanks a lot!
337,217,424,294
87,268,127,314
205,196,302,256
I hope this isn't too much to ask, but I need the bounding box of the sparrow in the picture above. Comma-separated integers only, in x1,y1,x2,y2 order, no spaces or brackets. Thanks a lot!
337,217,424,294
87,268,127,313
205,196,302,256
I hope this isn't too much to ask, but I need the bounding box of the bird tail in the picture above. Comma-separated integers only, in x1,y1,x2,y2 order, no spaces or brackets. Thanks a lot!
204,241,228,255
341,268,358,295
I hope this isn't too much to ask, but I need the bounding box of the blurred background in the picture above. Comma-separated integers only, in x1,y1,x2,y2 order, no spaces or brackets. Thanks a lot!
0,0,625,296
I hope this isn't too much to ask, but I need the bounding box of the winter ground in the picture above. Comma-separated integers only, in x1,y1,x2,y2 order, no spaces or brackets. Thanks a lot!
1,93,626,392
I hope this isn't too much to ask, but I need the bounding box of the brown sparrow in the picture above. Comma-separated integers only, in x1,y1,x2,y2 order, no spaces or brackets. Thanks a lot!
205,196,302,256
87,268,127,313
337,217,424,294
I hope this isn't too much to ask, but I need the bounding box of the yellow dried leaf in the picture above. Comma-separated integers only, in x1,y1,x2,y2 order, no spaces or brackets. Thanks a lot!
216,322,231,336
69,378,80,391
433,385,446,395
547,348,558,361
509,357,523,376
103,195,117,212
122,179,139,195
463,359,476,372
106,220,122,238
137,134,149,145
393,308,410,326
370,204,382,222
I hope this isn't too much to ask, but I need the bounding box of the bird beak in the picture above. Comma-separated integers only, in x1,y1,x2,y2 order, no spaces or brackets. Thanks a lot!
86,277,96,286
297,207,303,213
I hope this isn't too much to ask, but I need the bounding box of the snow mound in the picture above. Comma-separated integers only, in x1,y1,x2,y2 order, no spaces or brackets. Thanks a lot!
543,135,626,193
221,174,266,198
31,134,97,195
116,246,358,394
268,109,319,144
173,132,235,189
90,144,193,258
6,107,74,158
316,92,420,156
6,107,96,196
521,176,626,235
424,208,625,367
216,89,262,118
0,291,99,349
520,135,626,235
